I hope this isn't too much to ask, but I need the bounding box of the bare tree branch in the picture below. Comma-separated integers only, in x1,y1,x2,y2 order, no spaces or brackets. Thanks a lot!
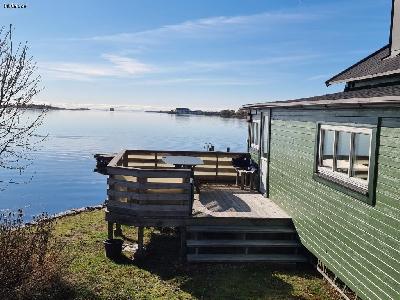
0,26,46,189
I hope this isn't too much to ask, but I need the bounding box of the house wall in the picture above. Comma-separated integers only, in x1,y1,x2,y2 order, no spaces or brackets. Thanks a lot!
262,107,400,300
249,147,259,164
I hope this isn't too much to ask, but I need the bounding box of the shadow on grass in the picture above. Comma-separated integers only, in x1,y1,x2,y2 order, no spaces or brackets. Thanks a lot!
3,277,102,300
111,230,318,300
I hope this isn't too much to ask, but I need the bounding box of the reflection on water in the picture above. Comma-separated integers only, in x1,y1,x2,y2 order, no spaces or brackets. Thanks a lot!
0,110,247,219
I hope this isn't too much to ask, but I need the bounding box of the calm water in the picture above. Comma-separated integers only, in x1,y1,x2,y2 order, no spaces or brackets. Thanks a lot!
0,110,247,219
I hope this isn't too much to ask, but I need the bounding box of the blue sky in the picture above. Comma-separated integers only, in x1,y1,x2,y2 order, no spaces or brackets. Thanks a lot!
0,0,392,110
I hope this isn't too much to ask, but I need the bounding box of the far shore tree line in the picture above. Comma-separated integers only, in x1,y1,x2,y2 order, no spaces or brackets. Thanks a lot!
151,108,248,119
219,109,247,119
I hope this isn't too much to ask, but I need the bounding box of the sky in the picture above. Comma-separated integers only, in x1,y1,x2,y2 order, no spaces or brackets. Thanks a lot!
0,0,393,110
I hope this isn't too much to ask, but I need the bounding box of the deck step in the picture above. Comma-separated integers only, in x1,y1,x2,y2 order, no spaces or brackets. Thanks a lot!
186,225,295,234
187,239,300,248
187,254,308,263
187,217,293,227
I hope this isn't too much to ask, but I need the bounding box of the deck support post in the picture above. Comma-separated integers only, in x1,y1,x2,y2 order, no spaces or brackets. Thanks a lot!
107,222,114,240
240,172,245,190
137,226,144,256
180,226,187,259
114,223,123,237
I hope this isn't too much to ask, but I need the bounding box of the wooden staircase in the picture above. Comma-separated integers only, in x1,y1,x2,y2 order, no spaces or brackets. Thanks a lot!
186,219,307,263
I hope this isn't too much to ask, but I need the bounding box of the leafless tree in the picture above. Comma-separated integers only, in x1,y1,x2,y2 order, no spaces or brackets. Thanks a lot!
0,26,46,189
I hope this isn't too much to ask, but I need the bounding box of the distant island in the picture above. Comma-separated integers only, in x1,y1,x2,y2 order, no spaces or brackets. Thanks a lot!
146,107,247,119
21,104,90,111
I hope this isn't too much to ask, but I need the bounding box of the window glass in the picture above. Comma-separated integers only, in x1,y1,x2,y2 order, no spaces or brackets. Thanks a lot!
321,130,334,169
250,122,259,147
262,116,269,157
353,133,370,180
317,125,372,189
336,131,351,175
316,124,375,204
250,124,254,144
254,122,259,145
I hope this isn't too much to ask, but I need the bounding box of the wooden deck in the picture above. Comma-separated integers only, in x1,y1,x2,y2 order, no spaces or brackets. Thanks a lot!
100,149,306,263
192,185,290,219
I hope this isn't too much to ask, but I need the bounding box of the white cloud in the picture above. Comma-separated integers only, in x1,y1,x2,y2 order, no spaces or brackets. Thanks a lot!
86,11,317,44
40,55,153,81
183,54,320,71
101,54,154,75
133,77,267,86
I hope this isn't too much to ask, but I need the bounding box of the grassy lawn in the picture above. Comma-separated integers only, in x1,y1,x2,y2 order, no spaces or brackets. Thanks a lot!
52,210,340,300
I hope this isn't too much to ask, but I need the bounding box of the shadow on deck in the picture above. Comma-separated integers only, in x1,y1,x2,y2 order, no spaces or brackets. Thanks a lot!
193,184,290,219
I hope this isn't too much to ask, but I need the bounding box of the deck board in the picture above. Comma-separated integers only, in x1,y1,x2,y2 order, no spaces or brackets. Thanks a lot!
192,185,290,219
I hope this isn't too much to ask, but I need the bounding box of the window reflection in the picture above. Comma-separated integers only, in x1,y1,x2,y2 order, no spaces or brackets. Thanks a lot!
321,130,334,169
336,131,351,175
353,133,370,180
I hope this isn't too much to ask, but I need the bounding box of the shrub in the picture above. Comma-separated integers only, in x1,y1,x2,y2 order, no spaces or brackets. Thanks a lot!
0,210,68,299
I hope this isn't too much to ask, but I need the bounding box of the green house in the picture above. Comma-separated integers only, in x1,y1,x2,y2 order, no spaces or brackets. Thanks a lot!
244,2,400,300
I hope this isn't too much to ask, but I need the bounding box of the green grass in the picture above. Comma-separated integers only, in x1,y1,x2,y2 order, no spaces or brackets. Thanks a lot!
52,210,340,300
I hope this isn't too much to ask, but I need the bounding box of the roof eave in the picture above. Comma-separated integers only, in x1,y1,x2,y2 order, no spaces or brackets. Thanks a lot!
325,45,390,86
326,69,400,86
242,96,400,110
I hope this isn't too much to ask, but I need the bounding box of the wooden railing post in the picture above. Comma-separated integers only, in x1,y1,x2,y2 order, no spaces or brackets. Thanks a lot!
114,224,122,237
107,222,114,240
108,175,115,201
215,152,219,183
137,176,147,205
123,150,128,167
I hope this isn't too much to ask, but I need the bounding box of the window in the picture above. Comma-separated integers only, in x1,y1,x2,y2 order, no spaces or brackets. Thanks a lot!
261,115,269,158
250,120,260,149
315,123,376,205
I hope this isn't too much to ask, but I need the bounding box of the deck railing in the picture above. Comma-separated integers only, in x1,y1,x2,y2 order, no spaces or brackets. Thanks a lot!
106,150,193,219
104,149,248,222
123,149,246,183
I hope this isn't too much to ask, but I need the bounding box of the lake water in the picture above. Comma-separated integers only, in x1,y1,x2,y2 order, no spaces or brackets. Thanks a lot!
0,110,247,219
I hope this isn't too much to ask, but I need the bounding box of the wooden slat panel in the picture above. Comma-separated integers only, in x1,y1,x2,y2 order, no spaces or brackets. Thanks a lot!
106,166,191,178
187,254,307,262
128,165,174,170
105,211,187,227
125,149,245,157
108,178,191,190
107,206,189,217
108,190,191,201
194,175,236,182
202,159,233,166
107,201,189,211
193,166,236,173
127,158,161,163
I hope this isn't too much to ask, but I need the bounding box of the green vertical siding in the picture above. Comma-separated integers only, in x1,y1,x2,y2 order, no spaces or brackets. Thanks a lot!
268,119,400,300
249,147,259,164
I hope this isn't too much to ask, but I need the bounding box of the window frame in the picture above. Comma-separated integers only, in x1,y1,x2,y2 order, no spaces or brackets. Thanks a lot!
313,121,378,206
261,113,270,158
250,120,260,150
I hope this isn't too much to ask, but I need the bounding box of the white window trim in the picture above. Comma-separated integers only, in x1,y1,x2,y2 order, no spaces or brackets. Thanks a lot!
317,124,372,191
251,120,260,150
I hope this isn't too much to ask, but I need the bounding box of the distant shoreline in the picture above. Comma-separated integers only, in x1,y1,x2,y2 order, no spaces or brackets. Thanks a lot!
145,108,247,119
23,104,90,111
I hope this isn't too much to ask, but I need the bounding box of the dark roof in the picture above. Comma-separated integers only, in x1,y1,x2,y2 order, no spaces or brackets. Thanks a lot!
243,84,400,109
326,45,400,86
